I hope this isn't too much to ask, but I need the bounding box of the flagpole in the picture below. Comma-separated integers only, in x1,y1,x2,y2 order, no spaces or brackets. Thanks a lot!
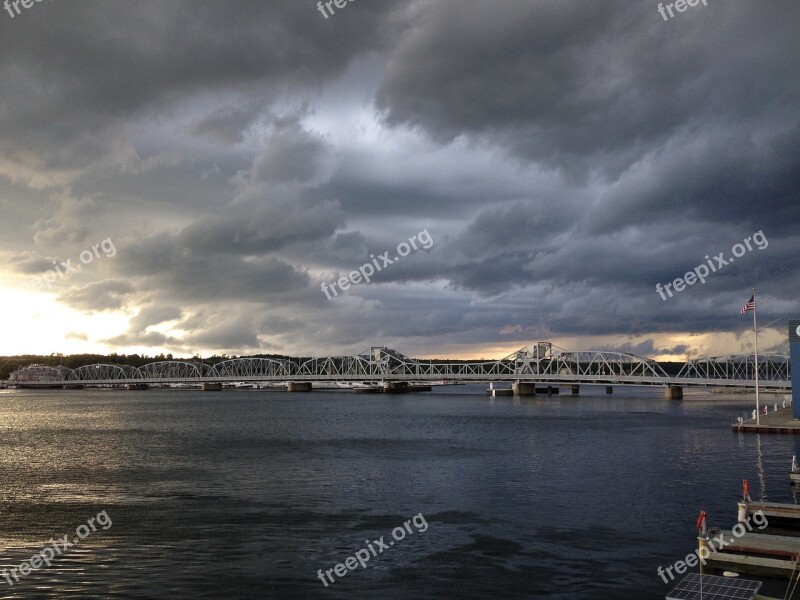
753,287,760,425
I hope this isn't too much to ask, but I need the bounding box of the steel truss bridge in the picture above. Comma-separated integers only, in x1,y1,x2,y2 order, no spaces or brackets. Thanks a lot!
6,343,792,390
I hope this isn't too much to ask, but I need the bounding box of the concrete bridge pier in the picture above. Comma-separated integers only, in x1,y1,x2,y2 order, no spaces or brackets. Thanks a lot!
534,385,558,395
665,385,683,400
512,382,536,396
287,382,312,392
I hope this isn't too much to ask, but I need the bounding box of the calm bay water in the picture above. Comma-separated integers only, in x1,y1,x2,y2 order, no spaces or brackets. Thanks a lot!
0,386,797,599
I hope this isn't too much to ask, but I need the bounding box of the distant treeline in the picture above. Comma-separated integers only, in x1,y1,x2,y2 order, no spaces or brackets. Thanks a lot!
659,362,685,376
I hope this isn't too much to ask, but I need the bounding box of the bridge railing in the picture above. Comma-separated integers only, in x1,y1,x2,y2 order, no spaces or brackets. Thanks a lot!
676,354,790,382
69,364,139,381
208,358,297,378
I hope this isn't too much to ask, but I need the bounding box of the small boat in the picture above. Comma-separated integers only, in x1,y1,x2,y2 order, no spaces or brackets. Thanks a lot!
336,381,379,389
353,381,379,389
336,381,381,393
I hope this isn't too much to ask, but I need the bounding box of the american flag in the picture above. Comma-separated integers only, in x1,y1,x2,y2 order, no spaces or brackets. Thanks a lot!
740,294,755,314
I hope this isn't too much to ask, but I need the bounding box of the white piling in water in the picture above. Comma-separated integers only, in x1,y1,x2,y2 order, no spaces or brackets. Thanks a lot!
737,502,748,524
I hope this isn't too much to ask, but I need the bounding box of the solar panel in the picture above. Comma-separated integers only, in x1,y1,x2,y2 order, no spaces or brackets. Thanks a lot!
666,573,762,600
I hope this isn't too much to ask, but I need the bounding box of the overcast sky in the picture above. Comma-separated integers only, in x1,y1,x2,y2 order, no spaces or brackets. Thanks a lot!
0,0,797,361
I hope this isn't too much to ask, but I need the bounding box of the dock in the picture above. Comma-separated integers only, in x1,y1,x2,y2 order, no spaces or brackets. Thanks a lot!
699,497,800,578
705,529,800,577
733,407,800,434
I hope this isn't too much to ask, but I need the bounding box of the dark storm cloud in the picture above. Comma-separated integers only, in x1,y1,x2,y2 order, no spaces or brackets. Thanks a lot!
584,125,800,237
0,0,409,182
183,313,261,350
0,0,797,358
3,0,403,117
116,235,313,304
318,175,468,219
190,101,269,146
376,0,800,177
177,197,344,256
251,117,331,184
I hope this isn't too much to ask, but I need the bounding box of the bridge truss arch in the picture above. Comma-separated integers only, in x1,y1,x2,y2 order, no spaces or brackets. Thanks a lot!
676,354,790,383
208,358,297,379
298,355,374,377
361,347,517,378
537,350,670,379
9,364,72,382
69,364,138,381
136,361,208,381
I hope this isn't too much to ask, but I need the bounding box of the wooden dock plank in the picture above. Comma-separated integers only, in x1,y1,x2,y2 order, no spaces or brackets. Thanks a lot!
725,533,800,558
746,502,800,520
703,530,800,576
706,551,797,577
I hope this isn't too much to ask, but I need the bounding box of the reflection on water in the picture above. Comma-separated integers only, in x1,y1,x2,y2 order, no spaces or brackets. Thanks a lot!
0,387,795,599
756,433,768,502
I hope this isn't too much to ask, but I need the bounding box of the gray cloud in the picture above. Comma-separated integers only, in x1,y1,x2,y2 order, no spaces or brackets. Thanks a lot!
128,306,184,335
176,196,344,256
57,280,136,312
103,331,179,349
376,1,799,178
183,313,261,351
251,117,331,184
0,0,797,359
190,101,269,146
